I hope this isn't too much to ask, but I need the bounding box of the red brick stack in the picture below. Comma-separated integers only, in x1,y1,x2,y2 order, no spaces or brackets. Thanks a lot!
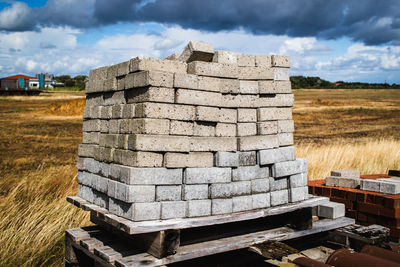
308,173,400,240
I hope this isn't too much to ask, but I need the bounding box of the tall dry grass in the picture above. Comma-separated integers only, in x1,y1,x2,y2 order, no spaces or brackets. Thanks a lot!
297,138,400,180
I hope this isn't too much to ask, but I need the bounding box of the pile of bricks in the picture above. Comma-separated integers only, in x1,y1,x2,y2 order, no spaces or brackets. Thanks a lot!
76,41,309,222
309,170,400,241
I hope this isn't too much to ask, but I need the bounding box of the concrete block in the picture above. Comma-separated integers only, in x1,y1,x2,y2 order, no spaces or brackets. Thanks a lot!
100,106,112,119
216,123,236,137
232,195,253,212
84,158,100,174
289,186,308,202
133,202,161,221
212,50,238,64
92,174,108,193
115,183,155,203
238,66,274,80
252,193,271,209
219,108,237,123
170,120,194,136
174,73,198,89
238,135,278,151
380,181,400,194
255,55,272,68
237,109,257,122
156,185,182,201
257,121,278,135
164,152,214,168
190,137,237,151
78,171,91,186
318,202,345,219
83,107,91,119
182,184,209,200
338,177,360,188
117,61,130,76
113,150,163,167
239,151,257,166
78,144,97,158
107,120,119,134
175,89,222,107
272,55,290,67
187,61,238,79
86,93,104,106
325,176,339,187
94,147,114,163
99,134,118,148
237,122,257,136
107,179,117,198
259,80,291,94
135,102,195,121
270,177,288,191
193,122,216,137
215,152,239,167
278,133,294,146
117,77,125,90
77,157,86,171
111,104,123,119
289,173,308,188
129,56,187,74
212,199,233,215
78,184,94,203
99,162,110,177
109,165,182,185
196,106,219,122
270,189,289,206
82,132,100,144
104,91,126,106
122,104,135,118
82,119,101,132
126,86,174,104
109,198,134,220
258,107,292,121
331,170,360,179
251,178,270,193
99,120,109,133
232,165,269,181
197,76,223,92
232,181,251,196
128,134,190,152
179,41,214,63
184,167,231,184
186,199,211,217
161,201,186,219
237,54,256,67
274,67,290,81
272,159,306,178
209,183,233,198
127,118,170,135
164,53,180,60
93,190,108,209
278,120,295,133
220,78,240,94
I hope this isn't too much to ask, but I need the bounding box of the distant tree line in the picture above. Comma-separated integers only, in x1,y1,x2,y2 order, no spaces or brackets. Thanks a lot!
290,76,400,89
54,75,88,90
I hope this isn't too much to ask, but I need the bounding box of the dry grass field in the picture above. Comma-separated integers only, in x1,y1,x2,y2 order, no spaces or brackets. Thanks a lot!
0,89,399,266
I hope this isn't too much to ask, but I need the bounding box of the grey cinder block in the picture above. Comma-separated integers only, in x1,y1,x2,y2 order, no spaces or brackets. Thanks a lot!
232,195,253,212
380,181,400,195
289,173,308,188
78,184,94,203
270,177,288,191
252,193,271,209
156,185,182,201
251,178,270,193
325,176,339,187
239,151,257,166
258,146,296,165
179,41,214,63
110,166,182,185
331,170,360,179
289,186,308,202
187,199,211,217
272,159,306,178
133,202,161,221
184,167,231,184
109,198,134,220
212,198,233,215
270,190,289,206
115,183,155,203
215,151,239,167
161,201,186,219
182,184,209,200
232,165,269,181
93,190,108,209
318,202,345,219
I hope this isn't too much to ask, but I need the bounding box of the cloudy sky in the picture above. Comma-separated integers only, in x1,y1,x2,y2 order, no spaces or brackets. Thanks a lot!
0,0,399,83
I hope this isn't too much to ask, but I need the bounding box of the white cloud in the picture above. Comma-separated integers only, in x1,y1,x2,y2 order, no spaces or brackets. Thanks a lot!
0,2,31,31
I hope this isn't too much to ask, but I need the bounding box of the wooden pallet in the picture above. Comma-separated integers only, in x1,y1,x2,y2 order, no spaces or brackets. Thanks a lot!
65,217,354,267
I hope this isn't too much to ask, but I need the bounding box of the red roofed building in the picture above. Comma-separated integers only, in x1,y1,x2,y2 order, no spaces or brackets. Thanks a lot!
0,74,36,90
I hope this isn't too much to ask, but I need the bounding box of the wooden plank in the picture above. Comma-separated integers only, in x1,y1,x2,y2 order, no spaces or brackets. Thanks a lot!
70,242,115,267
115,217,355,266
68,195,330,234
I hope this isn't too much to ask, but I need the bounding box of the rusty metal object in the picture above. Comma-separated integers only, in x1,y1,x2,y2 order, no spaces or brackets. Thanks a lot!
293,256,333,267
326,248,400,267
361,245,400,263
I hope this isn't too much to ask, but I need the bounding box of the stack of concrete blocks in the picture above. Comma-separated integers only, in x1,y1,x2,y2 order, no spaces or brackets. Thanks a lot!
361,177,400,195
325,170,361,189
76,41,309,222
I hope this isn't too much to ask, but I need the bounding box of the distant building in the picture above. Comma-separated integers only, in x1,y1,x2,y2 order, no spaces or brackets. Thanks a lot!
0,74,36,90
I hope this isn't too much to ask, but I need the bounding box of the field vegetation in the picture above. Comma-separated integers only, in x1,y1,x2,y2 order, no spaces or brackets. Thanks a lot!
0,89,399,265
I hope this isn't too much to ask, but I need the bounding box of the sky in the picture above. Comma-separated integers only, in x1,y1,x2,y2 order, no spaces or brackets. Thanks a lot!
0,0,399,83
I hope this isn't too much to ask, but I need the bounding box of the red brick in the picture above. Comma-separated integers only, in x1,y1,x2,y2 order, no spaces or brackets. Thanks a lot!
361,174,392,179
347,191,357,201
346,209,357,219
357,212,368,222
356,192,366,203
314,187,322,196
322,187,331,197
331,188,347,199
358,202,380,216
366,194,376,204
331,197,354,210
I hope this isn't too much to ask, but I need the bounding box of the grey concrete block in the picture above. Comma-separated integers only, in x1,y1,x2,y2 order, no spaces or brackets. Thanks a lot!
277,133,294,146
100,106,112,119
156,185,182,201
190,136,237,152
182,184,209,200
115,182,155,203
289,173,308,188
251,178,270,193
212,50,238,64
215,151,239,167
257,121,278,135
237,123,257,136
239,80,258,94
289,186,308,202
237,108,257,122
179,41,214,63
100,120,109,133
193,121,216,137
274,67,290,81
232,181,251,196
107,179,117,198
173,73,198,89
187,61,238,79
84,158,100,174
232,195,253,212
325,176,339,187
252,193,271,209
91,174,108,194
184,167,231,184
82,119,101,132
270,177,288,191
186,199,211,217
219,108,237,123
99,162,110,177
212,199,233,215
337,177,360,188
270,190,289,206
380,181,400,194
109,198,134,220
215,123,236,137
232,165,269,181
77,171,91,186
129,56,187,74
239,151,257,166
93,190,108,209
104,91,126,106
272,159,306,178
128,134,190,152
164,152,213,168
109,165,182,185
278,120,295,133
209,183,232,199
238,135,278,151
237,54,255,67
78,144,97,158
258,146,296,165
82,132,100,144
318,202,345,219
133,202,161,221
78,184,94,203
161,201,186,219
112,150,163,168
122,104,135,118
331,170,360,179
169,120,194,136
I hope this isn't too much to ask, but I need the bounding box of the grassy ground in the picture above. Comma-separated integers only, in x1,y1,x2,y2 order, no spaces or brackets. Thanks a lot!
0,89,399,265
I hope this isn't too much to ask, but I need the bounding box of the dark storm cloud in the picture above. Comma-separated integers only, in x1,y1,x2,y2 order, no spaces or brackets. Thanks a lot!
1,0,400,45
